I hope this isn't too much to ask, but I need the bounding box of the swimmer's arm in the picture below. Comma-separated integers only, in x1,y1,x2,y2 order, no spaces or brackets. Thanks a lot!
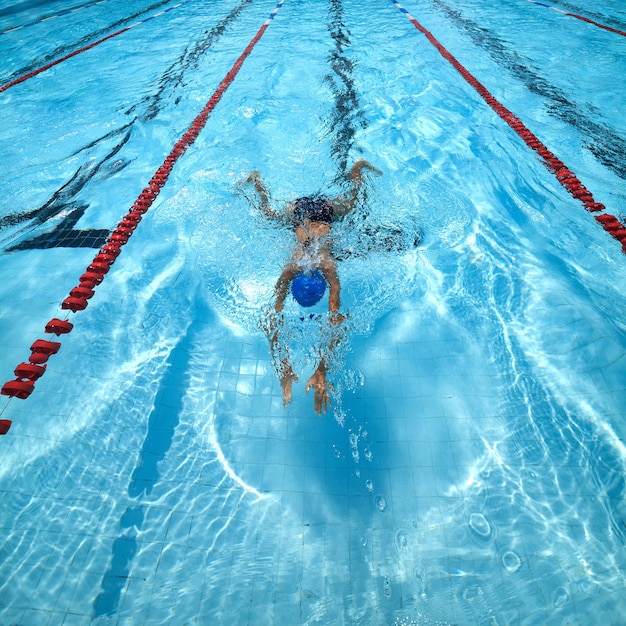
274,264,299,312
330,159,382,217
264,265,297,370
320,262,341,316
307,265,345,415
263,286,298,408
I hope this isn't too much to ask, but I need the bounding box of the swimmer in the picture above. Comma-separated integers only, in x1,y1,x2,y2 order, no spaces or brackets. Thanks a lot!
246,159,381,414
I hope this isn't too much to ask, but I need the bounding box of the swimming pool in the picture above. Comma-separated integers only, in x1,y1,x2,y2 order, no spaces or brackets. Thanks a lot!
1,0,625,622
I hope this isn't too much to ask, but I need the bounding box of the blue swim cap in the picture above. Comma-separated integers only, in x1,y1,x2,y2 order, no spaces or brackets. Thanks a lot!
291,271,326,307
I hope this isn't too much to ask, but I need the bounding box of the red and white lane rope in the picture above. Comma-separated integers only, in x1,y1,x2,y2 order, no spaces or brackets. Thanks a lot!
0,0,285,432
390,0,626,252
525,0,626,38
0,1,192,94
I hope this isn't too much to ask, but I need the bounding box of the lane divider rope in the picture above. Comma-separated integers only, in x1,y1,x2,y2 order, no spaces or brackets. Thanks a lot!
390,0,626,252
0,0,285,433
525,0,626,37
1,0,113,36
0,1,192,94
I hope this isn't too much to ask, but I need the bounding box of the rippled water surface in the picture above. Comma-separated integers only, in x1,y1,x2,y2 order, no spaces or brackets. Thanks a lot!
1,0,625,624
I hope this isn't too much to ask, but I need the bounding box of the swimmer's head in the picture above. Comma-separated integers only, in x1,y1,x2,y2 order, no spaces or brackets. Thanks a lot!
291,271,327,307
293,196,334,227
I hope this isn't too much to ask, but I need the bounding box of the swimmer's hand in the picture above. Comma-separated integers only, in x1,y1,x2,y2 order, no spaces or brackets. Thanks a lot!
245,170,264,195
330,311,345,326
281,365,298,408
306,365,333,415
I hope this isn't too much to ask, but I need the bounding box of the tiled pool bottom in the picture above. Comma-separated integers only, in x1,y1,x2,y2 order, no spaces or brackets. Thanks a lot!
1,290,625,626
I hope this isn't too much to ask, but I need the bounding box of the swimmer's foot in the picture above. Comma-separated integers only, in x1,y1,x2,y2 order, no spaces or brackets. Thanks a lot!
244,170,272,208
353,159,382,176
246,170,261,185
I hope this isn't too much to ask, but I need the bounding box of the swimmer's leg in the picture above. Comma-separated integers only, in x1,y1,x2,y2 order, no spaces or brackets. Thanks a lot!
332,159,382,217
244,171,289,225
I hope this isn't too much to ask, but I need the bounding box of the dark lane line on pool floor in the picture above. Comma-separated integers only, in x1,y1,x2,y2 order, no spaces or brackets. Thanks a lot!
130,0,254,122
93,315,196,618
430,0,626,182
0,0,286,427
1,0,254,250
389,0,626,253
325,0,368,185
1,0,255,253
0,124,133,252
323,1,419,258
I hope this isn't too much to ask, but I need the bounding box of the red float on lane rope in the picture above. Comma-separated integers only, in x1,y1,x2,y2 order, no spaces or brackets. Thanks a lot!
45,319,74,335
62,297,89,312
14,363,47,381
565,13,626,38
80,272,104,286
70,286,96,300
28,352,50,365
1,380,35,399
30,340,61,356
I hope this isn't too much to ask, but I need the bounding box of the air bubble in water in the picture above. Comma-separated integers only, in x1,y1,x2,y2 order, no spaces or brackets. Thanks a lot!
578,578,598,596
344,369,366,390
384,576,391,597
375,495,387,512
552,586,569,609
468,513,491,539
413,567,425,594
501,551,521,573
349,432,359,463
334,407,346,427
462,586,480,601
394,529,410,558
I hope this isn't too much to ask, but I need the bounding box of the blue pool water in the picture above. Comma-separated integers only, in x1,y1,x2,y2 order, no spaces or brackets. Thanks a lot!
1,0,626,623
